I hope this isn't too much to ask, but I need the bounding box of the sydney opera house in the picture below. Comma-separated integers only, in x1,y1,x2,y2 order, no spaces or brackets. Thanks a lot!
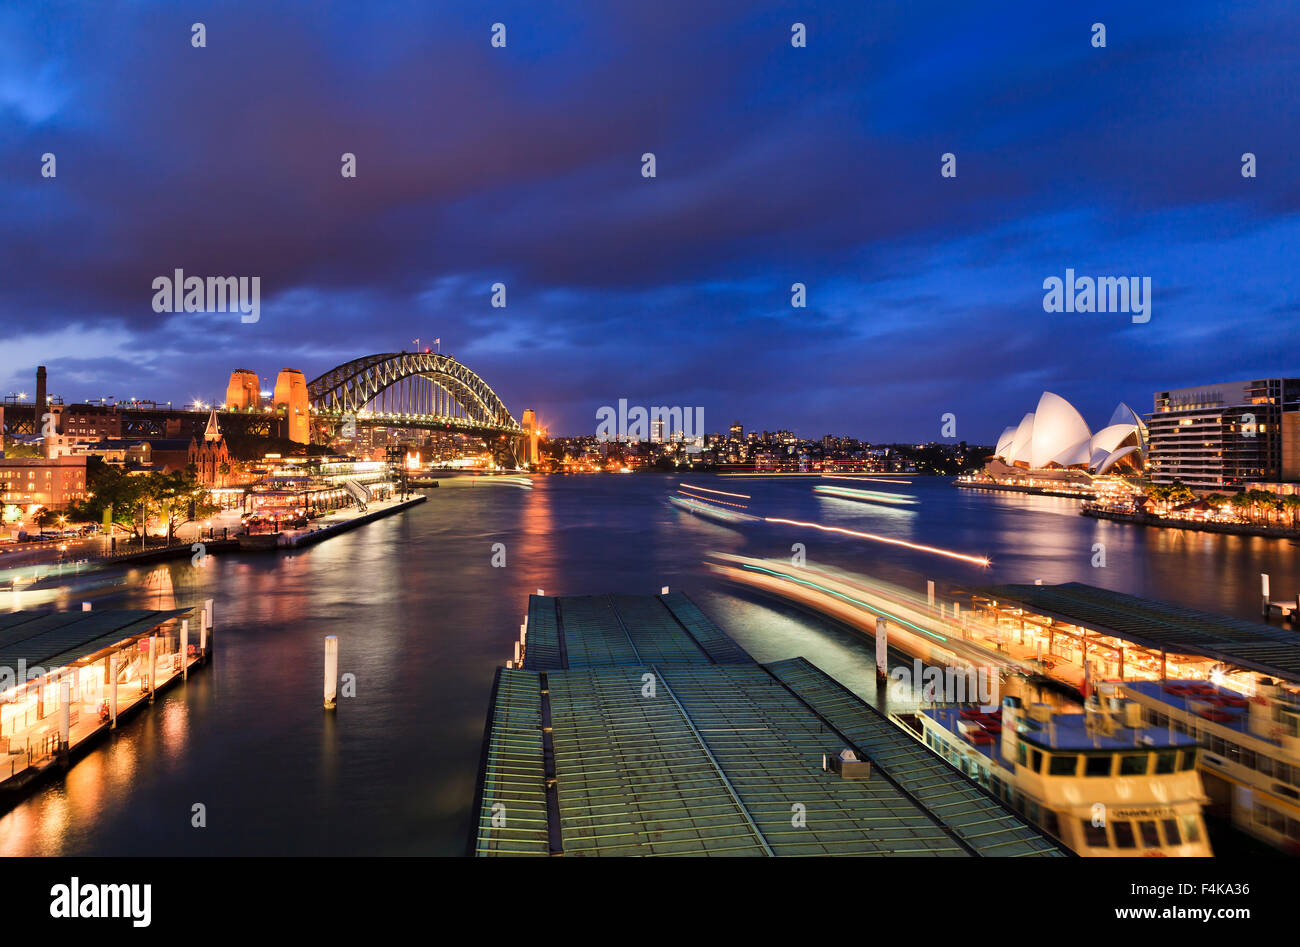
977,392,1148,490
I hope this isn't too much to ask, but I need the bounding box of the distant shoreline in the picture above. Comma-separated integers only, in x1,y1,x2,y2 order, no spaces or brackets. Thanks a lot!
1082,506,1300,540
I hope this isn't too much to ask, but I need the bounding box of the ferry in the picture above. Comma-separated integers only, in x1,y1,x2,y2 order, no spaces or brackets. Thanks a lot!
1120,677,1300,853
895,687,1212,856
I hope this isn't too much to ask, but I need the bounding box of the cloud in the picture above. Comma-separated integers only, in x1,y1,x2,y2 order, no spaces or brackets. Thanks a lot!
1,0,1297,438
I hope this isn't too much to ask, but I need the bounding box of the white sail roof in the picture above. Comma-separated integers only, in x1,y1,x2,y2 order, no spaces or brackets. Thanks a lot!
992,394,1147,473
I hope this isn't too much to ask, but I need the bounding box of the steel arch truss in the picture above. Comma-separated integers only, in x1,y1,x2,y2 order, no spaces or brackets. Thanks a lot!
306,352,521,432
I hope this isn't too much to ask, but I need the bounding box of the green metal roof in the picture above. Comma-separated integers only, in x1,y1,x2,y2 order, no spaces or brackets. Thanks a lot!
522,592,753,670
979,582,1300,682
476,592,1065,857
0,609,190,670
473,668,551,856
547,666,772,856
765,657,1064,857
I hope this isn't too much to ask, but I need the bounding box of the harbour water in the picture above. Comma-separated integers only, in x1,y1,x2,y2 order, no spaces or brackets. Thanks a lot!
2,474,1297,855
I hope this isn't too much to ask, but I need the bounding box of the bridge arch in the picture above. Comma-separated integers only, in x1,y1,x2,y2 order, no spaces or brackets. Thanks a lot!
306,352,521,432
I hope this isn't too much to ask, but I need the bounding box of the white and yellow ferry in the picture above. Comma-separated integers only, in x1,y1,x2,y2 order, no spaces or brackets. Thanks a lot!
896,688,1212,856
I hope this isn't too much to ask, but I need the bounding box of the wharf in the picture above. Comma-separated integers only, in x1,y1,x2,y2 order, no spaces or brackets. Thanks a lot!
472,590,1064,857
0,607,213,808
238,495,426,551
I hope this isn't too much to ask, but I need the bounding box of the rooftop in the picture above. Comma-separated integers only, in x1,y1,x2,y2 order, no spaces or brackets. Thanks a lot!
0,609,189,670
978,582,1300,683
925,705,1198,768
474,592,1064,857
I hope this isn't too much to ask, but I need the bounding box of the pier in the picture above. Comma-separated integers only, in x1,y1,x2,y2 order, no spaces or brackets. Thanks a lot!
238,494,427,551
472,591,1063,857
0,606,211,806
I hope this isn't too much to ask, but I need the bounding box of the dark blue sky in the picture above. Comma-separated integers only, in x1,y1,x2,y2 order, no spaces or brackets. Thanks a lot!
2,1,1297,441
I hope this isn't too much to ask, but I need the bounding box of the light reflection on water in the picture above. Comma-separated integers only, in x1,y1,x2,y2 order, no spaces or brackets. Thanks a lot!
0,474,1295,854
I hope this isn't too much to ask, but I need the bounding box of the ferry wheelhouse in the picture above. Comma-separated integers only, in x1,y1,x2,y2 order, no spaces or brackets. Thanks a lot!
906,688,1211,856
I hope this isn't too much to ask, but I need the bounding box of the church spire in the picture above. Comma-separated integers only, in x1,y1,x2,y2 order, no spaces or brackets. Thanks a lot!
204,407,222,442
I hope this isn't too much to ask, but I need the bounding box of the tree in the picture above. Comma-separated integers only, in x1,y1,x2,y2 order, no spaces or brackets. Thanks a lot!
1284,494,1300,529
1166,480,1196,506
148,470,221,543
68,458,153,536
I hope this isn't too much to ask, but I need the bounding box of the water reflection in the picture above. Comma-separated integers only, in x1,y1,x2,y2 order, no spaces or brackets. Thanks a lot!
0,475,1295,854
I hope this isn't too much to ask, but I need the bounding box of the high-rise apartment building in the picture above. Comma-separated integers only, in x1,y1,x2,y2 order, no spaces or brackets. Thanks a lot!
1146,378,1300,490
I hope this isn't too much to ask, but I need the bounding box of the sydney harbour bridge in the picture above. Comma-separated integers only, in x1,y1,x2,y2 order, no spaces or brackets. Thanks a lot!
4,351,536,465
306,352,520,440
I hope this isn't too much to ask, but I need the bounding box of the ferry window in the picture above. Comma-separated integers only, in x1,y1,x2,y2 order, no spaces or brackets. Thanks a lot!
1161,818,1182,846
1179,750,1197,771
1180,815,1201,844
1042,810,1060,838
1119,754,1149,776
1277,762,1295,786
1288,819,1300,841
1155,750,1177,774
1113,821,1137,849
1085,755,1112,777
1048,754,1078,776
1081,820,1108,848
1240,748,1256,770
1257,755,1274,778
1138,820,1161,848
1017,742,1028,766
1030,749,1043,772
1208,735,1225,756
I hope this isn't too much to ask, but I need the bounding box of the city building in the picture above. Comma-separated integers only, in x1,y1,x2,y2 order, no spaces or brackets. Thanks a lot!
1146,378,1300,490
0,455,88,513
57,403,123,443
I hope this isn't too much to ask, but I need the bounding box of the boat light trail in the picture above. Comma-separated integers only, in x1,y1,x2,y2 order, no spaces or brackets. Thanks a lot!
762,517,991,567
813,485,917,505
676,488,748,509
820,475,914,485
736,563,948,643
678,483,750,500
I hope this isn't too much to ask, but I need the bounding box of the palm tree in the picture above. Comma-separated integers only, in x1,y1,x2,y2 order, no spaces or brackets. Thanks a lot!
1283,494,1300,529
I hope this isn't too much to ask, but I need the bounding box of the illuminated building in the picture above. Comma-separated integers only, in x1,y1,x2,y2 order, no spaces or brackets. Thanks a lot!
1147,378,1300,490
0,455,88,512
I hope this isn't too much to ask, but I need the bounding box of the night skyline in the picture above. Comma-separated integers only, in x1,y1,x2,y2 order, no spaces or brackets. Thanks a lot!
3,1,1297,443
